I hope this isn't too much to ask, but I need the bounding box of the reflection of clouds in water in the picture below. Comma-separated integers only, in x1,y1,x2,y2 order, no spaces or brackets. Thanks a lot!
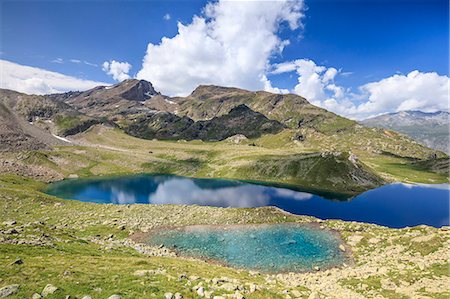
110,187,137,204
272,188,313,201
149,178,271,207
398,183,450,190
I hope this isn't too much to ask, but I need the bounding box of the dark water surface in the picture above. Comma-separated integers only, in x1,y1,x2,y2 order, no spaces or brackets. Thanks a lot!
143,224,347,273
45,174,449,228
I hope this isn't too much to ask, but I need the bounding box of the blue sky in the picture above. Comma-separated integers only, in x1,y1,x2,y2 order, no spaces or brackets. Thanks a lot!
1,0,448,118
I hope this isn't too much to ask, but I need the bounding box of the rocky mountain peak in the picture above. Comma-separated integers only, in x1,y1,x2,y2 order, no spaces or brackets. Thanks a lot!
115,79,160,101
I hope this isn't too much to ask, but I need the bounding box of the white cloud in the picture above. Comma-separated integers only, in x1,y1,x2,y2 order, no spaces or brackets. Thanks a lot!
137,0,304,96
52,58,64,64
163,13,171,21
270,61,298,74
84,61,98,67
287,59,450,119
70,59,81,63
261,75,289,94
358,71,449,116
102,60,132,81
0,59,109,95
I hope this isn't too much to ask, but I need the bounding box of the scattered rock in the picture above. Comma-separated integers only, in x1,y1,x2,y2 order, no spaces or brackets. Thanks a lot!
10,258,23,265
2,220,16,226
226,134,248,144
164,292,173,299
41,284,58,297
174,293,183,299
31,293,42,299
234,292,245,299
308,292,321,299
219,283,237,291
107,295,121,299
81,296,92,299
0,285,19,298
291,290,302,297
339,244,346,252
4,229,18,235
380,278,397,290
368,237,380,244
197,287,205,297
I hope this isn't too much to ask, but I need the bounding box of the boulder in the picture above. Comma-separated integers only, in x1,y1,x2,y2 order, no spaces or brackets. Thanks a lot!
41,284,58,297
0,285,19,298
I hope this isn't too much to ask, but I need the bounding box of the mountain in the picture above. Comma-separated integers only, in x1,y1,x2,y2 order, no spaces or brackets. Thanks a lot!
0,79,448,194
0,89,106,151
362,111,449,153
175,85,355,134
124,104,285,141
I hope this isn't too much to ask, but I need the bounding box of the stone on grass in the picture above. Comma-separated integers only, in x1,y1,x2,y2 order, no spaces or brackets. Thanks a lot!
0,285,19,298
196,287,205,297
174,293,183,299
81,296,92,299
107,295,121,299
164,293,173,299
41,284,58,297
10,259,23,265
2,220,16,226
31,293,41,299
308,292,321,299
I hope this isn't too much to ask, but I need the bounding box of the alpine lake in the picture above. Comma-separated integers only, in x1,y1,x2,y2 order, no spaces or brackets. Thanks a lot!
45,174,449,273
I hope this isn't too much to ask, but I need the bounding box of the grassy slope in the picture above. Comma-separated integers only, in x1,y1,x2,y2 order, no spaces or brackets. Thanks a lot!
0,174,448,299
1,125,445,198
72,127,448,185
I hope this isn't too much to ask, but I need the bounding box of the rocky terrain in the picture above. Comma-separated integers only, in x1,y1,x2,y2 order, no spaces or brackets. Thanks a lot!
124,104,285,141
362,111,449,154
0,174,449,299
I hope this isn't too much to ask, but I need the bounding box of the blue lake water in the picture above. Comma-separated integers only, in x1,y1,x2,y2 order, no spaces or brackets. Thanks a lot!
45,174,450,228
143,224,347,273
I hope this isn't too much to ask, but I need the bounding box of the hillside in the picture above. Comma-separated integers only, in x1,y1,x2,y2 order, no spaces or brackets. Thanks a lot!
362,111,449,154
0,80,448,194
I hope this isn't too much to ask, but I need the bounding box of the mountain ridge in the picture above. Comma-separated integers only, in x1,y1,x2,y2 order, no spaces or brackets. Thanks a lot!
0,79,448,194
362,110,449,153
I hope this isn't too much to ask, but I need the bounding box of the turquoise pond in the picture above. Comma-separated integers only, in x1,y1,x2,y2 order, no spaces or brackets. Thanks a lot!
142,224,347,273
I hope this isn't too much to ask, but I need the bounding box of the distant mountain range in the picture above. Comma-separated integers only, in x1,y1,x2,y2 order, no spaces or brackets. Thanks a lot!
362,111,449,154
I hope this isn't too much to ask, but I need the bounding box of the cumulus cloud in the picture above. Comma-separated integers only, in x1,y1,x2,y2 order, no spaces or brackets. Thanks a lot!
102,60,132,81
261,75,289,94
281,59,449,119
358,71,449,115
137,0,304,96
0,59,109,95
163,13,171,21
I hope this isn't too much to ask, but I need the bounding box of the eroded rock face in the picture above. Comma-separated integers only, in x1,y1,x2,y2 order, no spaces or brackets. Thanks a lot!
124,104,284,141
